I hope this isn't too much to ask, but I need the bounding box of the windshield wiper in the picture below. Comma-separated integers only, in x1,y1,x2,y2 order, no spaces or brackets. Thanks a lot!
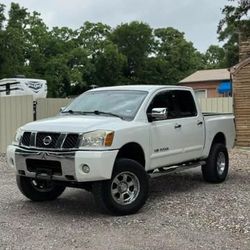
61,110,124,120
61,110,84,114
81,110,124,120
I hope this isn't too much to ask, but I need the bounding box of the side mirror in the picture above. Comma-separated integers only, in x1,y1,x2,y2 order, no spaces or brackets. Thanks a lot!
60,107,66,112
150,108,168,121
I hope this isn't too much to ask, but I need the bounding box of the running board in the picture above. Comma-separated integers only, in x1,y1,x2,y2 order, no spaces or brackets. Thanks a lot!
149,161,206,178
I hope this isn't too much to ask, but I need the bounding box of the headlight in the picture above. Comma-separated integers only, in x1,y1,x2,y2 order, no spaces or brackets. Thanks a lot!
80,130,114,147
13,127,24,145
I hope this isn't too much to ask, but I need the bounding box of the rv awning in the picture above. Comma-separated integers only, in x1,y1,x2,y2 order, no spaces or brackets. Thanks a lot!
217,81,232,94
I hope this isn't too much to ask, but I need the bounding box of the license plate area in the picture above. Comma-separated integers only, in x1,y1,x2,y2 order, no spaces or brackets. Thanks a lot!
26,159,62,176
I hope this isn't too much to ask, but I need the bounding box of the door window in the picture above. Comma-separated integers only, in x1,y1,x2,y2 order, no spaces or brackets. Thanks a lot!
147,90,197,120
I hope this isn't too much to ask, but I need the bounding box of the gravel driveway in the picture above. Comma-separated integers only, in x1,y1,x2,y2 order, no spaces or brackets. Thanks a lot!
0,149,249,250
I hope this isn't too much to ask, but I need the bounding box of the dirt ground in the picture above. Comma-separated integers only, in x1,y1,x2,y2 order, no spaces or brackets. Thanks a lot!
0,149,249,250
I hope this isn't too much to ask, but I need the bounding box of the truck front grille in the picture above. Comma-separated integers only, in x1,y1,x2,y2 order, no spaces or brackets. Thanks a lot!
36,132,60,148
63,134,79,148
22,132,31,146
20,132,80,149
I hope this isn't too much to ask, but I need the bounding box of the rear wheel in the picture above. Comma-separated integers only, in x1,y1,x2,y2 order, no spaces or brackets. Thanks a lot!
16,175,66,201
202,143,229,183
92,158,149,215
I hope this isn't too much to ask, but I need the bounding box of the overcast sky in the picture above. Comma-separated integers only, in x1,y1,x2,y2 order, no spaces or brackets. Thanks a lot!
1,0,230,52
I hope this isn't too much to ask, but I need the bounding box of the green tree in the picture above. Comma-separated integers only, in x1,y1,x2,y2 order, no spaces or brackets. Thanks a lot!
218,0,250,66
67,47,95,92
44,56,70,97
93,43,127,86
77,21,111,56
203,45,226,69
46,26,77,57
0,3,4,27
0,2,218,96
24,11,50,77
1,3,28,77
0,3,6,75
154,27,203,83
137,57,169,84
110,21,153,81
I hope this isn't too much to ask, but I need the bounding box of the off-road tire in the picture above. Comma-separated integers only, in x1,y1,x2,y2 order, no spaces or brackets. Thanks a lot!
202,143,229,183
92,158,149,215
16,175,66,201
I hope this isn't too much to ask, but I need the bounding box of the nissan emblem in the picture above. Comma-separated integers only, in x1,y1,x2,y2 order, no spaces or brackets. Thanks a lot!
43,136,52,146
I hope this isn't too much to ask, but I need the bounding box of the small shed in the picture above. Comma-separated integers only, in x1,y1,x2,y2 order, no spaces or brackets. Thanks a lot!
231,40,250,147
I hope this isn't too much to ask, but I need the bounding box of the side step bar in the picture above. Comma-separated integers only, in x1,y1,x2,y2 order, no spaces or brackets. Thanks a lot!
149,161,206,178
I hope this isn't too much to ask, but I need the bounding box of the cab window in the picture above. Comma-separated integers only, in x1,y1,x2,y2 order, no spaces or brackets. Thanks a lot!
147,90,197,120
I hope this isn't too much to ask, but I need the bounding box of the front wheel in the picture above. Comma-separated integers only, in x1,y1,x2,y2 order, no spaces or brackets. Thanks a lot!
202,143,229,183
92,158,149,215
16,175,66,201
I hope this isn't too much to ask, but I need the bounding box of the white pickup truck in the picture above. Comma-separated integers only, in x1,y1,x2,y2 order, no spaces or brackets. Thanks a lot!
7,85,235,215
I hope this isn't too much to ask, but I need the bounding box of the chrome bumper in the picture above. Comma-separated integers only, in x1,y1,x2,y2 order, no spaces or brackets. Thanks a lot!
7,145,118,182
14,147,76,181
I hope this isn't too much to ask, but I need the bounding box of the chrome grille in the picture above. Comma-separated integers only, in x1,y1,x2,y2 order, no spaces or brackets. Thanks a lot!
62,134,79,149
20,131,80,149
21,132,31,146
36,132,60,148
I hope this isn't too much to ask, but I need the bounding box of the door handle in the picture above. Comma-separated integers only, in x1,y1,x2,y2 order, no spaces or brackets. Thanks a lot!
197,121,203,126
174,124,182,129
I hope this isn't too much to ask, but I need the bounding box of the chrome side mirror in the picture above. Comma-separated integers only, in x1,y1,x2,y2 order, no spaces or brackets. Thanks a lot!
151,108,168,121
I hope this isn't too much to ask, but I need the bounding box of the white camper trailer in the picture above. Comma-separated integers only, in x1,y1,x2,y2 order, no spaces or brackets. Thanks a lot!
0,78,47,101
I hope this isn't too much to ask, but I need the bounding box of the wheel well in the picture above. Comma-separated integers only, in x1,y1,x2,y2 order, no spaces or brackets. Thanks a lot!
212,132,226,146
116,143,145,168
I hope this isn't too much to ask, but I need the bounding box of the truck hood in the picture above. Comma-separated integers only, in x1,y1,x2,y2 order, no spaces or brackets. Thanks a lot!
22,115,130,133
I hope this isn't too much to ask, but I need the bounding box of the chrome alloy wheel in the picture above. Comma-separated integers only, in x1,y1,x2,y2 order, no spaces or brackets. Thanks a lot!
217,151,226,175
111,171,140,205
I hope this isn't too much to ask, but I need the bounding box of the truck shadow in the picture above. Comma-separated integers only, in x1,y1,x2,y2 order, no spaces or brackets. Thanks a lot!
148,170,206,204
15,167,247,218
15,169,207,217
149,170,204,196
19,189,101,217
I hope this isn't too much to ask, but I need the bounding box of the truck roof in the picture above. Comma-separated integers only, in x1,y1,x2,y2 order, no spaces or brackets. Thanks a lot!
89,85,193,93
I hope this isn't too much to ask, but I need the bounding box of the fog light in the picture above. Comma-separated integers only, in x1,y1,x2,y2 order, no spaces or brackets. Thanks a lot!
82,164,90,173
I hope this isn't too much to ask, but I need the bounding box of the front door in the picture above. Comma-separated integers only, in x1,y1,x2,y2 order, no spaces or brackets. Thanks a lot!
148,90,204,170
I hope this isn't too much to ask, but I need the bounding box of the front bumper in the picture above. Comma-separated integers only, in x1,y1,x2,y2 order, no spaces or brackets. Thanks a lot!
7,145,118,182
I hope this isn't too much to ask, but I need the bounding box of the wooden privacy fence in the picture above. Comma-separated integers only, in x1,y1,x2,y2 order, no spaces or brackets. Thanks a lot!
0,96,233,153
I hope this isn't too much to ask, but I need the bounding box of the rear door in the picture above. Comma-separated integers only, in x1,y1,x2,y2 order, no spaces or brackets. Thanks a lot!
171,90,205,160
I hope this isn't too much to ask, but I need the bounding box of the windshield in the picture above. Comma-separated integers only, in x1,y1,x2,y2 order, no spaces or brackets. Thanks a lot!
63,90,148,120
